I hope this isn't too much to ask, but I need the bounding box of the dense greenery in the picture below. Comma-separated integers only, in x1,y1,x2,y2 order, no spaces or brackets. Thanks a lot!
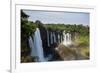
21,10,37,62
21,10,89,62
44,24,89,35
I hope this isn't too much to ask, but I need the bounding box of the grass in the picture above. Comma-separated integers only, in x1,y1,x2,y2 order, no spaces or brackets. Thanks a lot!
80,47,89,59
75,35,90,59
75,35,89,46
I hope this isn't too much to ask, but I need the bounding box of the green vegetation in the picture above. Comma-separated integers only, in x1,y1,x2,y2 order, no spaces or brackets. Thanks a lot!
44,24,89,34
75,35,89,46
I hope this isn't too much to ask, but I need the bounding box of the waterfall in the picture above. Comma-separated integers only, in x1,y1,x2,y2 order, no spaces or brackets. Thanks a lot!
63,31,67,45
47,30,50,47
50,32,53,44
61,34,63,42
66,33,71,45
58,34,60,43
63,31,72,46
29,28,45,62
53,32,56,43
29,36,37,57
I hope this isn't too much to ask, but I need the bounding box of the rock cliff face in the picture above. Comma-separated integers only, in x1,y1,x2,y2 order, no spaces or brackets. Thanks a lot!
39,26,64,58
39,25,48,57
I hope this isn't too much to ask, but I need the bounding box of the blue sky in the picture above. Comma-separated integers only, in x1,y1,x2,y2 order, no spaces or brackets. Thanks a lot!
23,10,89,25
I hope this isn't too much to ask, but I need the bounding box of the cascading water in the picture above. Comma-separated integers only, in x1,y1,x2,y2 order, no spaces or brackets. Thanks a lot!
66,33,72,45
58,34,60,43
29,36,37,57
50,32,53,44
29,28,45,62
53,32,56,43
63,31,67,45
63,31,72,46
47,30,50,47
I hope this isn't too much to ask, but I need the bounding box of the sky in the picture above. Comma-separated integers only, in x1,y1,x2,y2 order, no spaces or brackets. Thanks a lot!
23,10,90,25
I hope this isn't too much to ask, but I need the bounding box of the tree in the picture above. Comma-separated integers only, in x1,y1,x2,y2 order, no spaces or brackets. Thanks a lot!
21,10,29,19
